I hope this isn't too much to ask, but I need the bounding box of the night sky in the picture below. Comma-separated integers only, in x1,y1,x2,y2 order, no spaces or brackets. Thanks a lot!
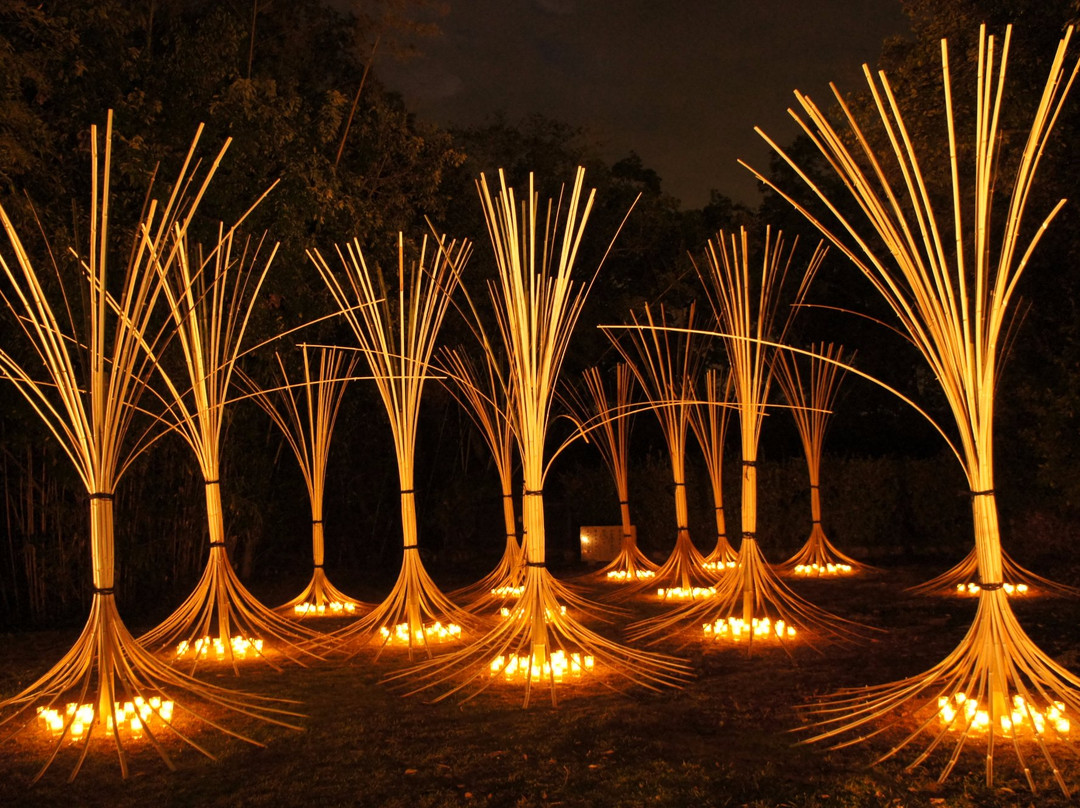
378,0,912,208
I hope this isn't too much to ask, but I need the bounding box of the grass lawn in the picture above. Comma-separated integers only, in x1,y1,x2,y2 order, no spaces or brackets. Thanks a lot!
1,565,1078,807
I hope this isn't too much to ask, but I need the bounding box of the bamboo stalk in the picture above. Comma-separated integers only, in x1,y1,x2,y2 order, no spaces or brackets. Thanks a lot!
745,24,1080,793
689,368,738,570
0,113,302,782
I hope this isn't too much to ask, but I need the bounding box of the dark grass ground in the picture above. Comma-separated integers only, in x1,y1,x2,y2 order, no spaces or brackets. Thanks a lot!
2,566,1080,807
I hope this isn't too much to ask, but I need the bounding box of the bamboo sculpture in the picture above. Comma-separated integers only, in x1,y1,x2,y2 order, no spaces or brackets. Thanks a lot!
310,232,474,657
627,228,859,649
241,346,367,616
746,24,1080,793
441,346,524,606
689,368,738,570
775,344,864,576
138,225,324,671
0,114,300,781
607,305,714,599
563,363,657,583
387,169,690,705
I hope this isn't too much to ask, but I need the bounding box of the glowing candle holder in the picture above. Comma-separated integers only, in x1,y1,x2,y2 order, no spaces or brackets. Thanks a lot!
489,650,595,682
175,635,265,661
793,562,853,576
955,582,1029,596
703,616,796,641
937,692,1069,737
292,601,358,616
702,560,736,572
657,585,716,601
605,569,656,581
498,605,566,619
491,585,525,598
378,621,462,646
36,697,176,741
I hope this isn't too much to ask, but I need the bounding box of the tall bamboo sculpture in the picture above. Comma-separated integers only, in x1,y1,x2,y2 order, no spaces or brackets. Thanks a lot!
0,114,300,781
627,228,859,648
138,225,324,672
442,346,524,605
387,169,690,705
607,305,714,599
310,232,474,657
563,363,657,583
241,346,367,616
689,367,738,571
775,344,864,576
745,25,1080,792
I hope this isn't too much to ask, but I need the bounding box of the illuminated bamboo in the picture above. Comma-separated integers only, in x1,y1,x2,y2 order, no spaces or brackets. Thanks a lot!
775,344,863,575
241,346,367,616
387,169,690,705
746,25,1080,793
689,368,738,570
562,364,657,583
137,224,324,671
608,305,713,597
310,232,474,657
0,114,300,781
441,347,525,606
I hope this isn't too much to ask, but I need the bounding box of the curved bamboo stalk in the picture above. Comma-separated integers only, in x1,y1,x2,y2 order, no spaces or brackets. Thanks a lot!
745,25,1080,793
240,346,368,616
627,228,863,649
137,225,325,671
0,114,301,781
440,346,524,606
606,305,714,599
386,169,690,705
310,231,475,659
689,368,738,570
775,343,866,575
562,364,658,584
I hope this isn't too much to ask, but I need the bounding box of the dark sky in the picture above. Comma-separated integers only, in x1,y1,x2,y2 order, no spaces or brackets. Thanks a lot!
377,0,912,208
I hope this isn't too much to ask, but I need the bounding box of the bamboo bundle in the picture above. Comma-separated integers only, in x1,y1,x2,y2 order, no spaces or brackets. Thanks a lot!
627,228,860,649
0,114,300,781
386,169,690,705
774,344,864,575
606,305,714,599
240,346,367,616
137,224,325,671
562,363,657,584
441,346,525,606
310,232,474,658
746,24,1080,792
688,368,738,570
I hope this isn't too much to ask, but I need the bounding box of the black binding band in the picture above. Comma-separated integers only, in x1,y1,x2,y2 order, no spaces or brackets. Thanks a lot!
525,561,546,568
969,489,995,498
812,519,822,525
312,519,324,525
978,581,1004,591
618,499,629,506
403,544,419,551
676,524,689,532
210,541,226,547
204,479,219,486
742,460,758,468
313,563,324,569
400,489,415,495
810,484,820,490
89,492,114,501
715,505,724,512
742,531,757,539
523,488,543,496
93,586,115,595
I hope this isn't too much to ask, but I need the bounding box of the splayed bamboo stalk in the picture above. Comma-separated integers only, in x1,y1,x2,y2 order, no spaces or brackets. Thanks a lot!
908,545,1075,597
137,224,324,672
689,368,738,570
441,346,524,606
562,364,657,584
606,305,714,599
0,113,301,781
240,346,368,616
626,228,861,649
745,24,1080,793
775,344,864,576
310,231,474,658
386,169,690,705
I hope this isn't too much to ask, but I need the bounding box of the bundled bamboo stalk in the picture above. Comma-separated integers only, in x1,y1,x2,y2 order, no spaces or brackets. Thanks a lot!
0,113,301,781
746,24,1080,793
606,304,713,598
387,169,690,705
627,227,860,648
310,231,474,658
774,344,864,575
137,223,325,671
441,346,525,606
240,346,367,616
562,363,657,583
689,367,738,570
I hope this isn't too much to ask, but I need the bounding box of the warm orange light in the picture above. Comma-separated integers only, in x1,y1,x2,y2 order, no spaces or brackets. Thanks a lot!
489,650,595,682
794,562,852,575
955,582,1029,596
378,621,461,645
606,569,656,581
703,616,796,641
491,585,525,598
938,692,1069,737
36,697,175,740
702,560,736,572
292,601,357,616
175,635,264,660
657,586,716,600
